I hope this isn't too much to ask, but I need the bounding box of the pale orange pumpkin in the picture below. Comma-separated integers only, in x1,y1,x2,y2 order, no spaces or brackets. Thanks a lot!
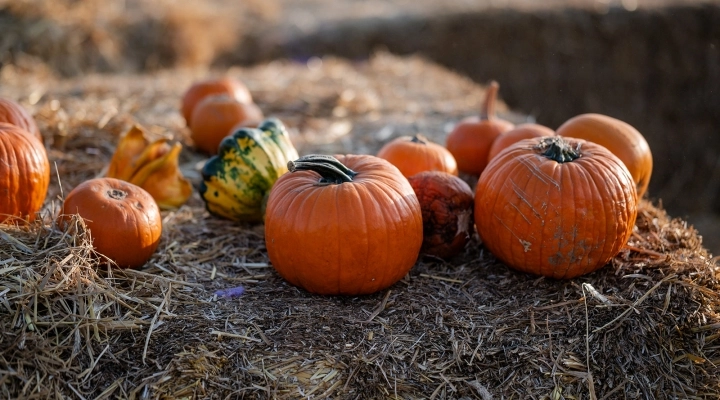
181,77,253,126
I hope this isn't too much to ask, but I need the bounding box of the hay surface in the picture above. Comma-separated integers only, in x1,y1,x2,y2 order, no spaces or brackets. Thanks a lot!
1,53,719,399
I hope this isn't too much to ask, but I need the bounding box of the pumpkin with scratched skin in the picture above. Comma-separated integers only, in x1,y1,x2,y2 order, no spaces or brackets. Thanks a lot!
474,136,637,279
199,118,298,222
264,154,423,295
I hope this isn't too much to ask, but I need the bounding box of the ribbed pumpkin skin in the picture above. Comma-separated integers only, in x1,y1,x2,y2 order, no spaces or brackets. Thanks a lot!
487,123,555,162
0,98,41,142
0,123,50,223
265,154,423,295
475,137,638,279
377,135,458,177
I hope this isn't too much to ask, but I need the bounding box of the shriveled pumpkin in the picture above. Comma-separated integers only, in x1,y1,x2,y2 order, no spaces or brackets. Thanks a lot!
557,113,653,198
475,136,637,279
60,178,162,269
190,94,264,155
181,77,253,126
487,123,555,161
377,134,458,177
265,154,423,295
106,125,192,210
0,97,41,142
200,118,299,222
0,122,50,223
446,81,514,175
408,171,474,259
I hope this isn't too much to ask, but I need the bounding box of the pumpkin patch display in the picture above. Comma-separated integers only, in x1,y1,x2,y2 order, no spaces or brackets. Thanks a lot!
106,125,192,210
446,81,515,175
377,134,458,177
181,77,253,126
190,94,264,155
200,118,299,222
487,123,555,161
407,171,474,259
475,136,638,279
0,97,41,142
557,113,653,198
60,177,162,269
264,154,423,295
0,122,50,223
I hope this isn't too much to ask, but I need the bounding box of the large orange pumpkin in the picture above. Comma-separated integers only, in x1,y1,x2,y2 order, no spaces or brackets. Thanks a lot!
475,136,637,279
446,81,514,175
377,134,458,177
487,123,554,161
0,97,41,142
265,154,423,295
60,178,162,269
181,77,253,126
0,123,50,223
556,113,653,198
190,94,264,155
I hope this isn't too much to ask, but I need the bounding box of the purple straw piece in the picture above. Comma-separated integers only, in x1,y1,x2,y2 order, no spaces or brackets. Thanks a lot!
215,286,245,298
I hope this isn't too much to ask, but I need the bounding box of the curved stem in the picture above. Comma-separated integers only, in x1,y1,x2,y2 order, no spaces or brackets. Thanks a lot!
481,81,499,120
410,134,428,145
535,136,581,163
288,155,357,184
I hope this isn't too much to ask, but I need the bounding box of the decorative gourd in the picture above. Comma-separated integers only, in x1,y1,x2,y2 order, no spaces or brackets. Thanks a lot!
446,81,514,175
265,154,423,295
200,118,299,222
377,134,458,177
407,171,474,259
60,178,162,269
487,123,555,161
556,113,653,198
475,136,637,279
181,77,253,126
0,123,50,223
0,97,41,142
190,94,264,154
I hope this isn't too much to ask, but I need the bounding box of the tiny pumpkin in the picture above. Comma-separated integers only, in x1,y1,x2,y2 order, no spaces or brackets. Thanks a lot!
487,123,555,161
446,81,515,175
60,178,162,269
0,97,41,142
407,171,474,259
265,154,423,295
377,134,458,177
0,122,50,223
181,77,253,126
475,136,637,279
190,94,264,154
556,113,653,198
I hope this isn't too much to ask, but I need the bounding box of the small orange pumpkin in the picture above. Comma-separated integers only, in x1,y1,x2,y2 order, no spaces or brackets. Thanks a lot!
0,97,41,142
60,178,162,269
0,123,50,223
190,94,264,155
487,123,555,161
556,113,653,198
377,134,458,177
475,136,637,279
407,171,474,259
446,81,514,175
181,77,253,126
265,154,423,295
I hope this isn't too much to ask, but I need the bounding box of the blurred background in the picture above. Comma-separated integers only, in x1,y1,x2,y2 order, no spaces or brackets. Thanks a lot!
2,0,719,252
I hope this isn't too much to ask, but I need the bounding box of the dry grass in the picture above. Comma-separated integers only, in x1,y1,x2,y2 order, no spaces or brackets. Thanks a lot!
1,53,719,399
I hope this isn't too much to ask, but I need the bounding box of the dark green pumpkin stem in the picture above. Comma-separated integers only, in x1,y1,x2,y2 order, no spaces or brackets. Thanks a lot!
480,81,499,120
536,136,581,163
410,134,427,145
288,154,357,184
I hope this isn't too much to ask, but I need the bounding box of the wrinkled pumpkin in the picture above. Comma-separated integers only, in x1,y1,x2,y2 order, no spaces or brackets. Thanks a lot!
200,118,299,222
106,125,192,210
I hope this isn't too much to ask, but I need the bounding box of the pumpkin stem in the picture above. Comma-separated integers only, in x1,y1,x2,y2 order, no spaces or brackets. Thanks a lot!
480,81,499,120
288,155,357,184
536,136,581,163
107,189,128,200
410,134,427,145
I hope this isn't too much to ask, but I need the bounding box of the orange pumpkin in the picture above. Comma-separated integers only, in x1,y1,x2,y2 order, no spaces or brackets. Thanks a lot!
377,134,458,177
475,136,637,279
265,154,423,295
60,178,162,269
487,123,555,161
0,123,50,223
0,97,41,142
190,94,264,155
407,171,474,259
181,77,253,126
446,81,514,175
556,113,653,198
